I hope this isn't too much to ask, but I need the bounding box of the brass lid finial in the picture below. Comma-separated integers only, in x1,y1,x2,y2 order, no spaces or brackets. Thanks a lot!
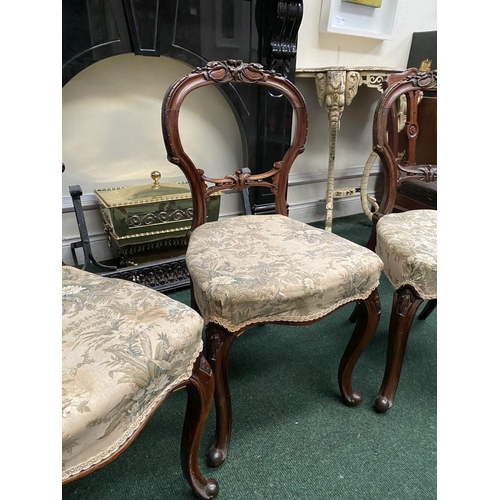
151,170,161,189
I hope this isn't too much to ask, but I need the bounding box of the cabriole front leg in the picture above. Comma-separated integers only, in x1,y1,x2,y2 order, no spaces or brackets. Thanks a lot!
206,323,237,467
338,288,381,406
181,355,219,499
375,285,424,413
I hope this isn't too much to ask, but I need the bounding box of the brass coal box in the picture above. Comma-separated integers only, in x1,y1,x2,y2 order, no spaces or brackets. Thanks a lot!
94,171,221,263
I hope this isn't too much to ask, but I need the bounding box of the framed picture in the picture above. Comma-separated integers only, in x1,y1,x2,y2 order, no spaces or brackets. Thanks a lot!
342,0,382,7
320,0,398,40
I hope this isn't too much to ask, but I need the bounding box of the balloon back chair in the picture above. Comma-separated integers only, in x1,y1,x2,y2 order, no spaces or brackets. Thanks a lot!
62,266,219,499
367,70,437,412
161,60,384,466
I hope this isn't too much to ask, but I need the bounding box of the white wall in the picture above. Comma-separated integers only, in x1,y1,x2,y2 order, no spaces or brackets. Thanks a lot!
297,0,437,69
61,0,437,263
289,0,437,219
62,54,246,263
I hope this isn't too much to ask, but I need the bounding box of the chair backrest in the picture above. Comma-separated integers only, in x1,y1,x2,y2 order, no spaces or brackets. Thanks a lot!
373,69,437,216
161,60,308,229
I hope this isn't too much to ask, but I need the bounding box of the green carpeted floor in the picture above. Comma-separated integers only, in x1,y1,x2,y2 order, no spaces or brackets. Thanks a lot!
62,213,437,499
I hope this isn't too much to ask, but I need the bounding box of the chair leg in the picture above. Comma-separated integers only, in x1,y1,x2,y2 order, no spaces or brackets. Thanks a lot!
375,285,423,413
338,288,381,406
348,303,359,323
205,323,237,467
418,298,437,320
181,354,219,499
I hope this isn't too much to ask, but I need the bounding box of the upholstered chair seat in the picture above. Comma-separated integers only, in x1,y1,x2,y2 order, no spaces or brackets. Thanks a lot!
187,214,383,333
62,266,218,499
375,210,437,300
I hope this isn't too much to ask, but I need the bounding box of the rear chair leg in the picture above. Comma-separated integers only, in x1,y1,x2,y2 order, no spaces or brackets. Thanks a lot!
181,355,219,499
338,288,381,406
418,298,437,320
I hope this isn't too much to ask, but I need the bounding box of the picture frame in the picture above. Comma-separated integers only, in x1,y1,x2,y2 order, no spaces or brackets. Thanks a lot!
319,0,399,40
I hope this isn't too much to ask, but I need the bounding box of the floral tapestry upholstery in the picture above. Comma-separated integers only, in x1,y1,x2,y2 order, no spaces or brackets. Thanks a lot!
186,214,384,332
62,266,204,482
375,209,437,299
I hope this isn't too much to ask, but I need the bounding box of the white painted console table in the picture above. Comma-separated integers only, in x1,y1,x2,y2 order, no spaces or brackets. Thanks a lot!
296,67,403,231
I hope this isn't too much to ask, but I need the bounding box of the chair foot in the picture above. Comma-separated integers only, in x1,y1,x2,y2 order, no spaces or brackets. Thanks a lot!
375,285,423,412
338,288,381,406
207,447,226,468
343,391,363,407
197,480,220,500
374,395,392,413
206,323,237,467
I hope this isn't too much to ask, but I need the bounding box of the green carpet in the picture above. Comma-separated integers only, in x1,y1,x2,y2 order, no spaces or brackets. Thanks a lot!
62,213,437,499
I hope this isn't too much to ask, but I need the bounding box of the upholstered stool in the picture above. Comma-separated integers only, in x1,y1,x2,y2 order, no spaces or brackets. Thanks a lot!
62,266,218,499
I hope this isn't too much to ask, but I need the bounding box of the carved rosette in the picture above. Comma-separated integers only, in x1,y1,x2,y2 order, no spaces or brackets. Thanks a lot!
407,70,437,90
194,60,274,84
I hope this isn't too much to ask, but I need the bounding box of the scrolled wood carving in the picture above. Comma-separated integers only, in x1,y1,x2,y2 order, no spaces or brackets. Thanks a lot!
406,70,437,90
199,162,283,197
396,288,414,317
199,356,213,376
398,164,437,184
208,330,222,362
193,59,275,84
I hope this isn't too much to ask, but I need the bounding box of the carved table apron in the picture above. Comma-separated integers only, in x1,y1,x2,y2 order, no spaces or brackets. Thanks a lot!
296,67,403,231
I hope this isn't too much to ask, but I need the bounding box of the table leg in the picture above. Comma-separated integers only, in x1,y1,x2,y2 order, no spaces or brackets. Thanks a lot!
315,70,360,231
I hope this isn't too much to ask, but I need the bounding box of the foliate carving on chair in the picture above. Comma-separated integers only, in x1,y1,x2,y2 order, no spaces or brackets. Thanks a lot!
194,60,274,84
209,331,223,362
406,70,437,89
398,164,437,184
371,289,381,312
200,163,282,197
199,356,213,376
396,287,414,317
